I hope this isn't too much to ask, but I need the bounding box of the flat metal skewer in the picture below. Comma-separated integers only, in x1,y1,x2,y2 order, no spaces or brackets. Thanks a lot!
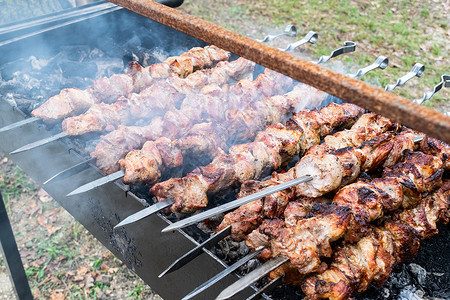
43,157,96,185
347,55,389,78
10,132,69,154
215,255,289,300
114,199,174,228
385,63,425,92
255,25,297,43
162,175,313,233
182,249,263,300
246,275,283,300
278,31,318,51
413,74,450,105
159,225,232,278
66,169,125,197
315,41,356,64
0,117,41,133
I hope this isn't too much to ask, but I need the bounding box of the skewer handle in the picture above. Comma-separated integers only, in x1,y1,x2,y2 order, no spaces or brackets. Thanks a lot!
348,55,389,79
414,74,450,105
385,63,425,92
315,41,356,64
278,31,318,51
255,25,297,43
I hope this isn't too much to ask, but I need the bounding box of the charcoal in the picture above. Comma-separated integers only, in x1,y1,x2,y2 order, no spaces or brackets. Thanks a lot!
59,61,98,79
407,263,427,286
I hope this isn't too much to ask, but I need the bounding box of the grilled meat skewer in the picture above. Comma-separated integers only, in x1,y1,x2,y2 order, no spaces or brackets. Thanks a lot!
218,115,402,240
301,181,450,299
151,102,364,213
31,45,230,123
91,66,291,174
245,150,443,278
118,84,323,184
61,57,254,136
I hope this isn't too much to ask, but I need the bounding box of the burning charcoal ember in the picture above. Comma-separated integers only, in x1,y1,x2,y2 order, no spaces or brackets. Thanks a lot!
301,181,450,299
30,45,230,123
151,102,364,213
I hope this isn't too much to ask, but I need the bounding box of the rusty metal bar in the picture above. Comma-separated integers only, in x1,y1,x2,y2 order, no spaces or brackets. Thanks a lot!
107,0,450,144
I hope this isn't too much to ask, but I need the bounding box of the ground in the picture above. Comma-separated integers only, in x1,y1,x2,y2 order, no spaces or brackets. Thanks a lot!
0,0,449,299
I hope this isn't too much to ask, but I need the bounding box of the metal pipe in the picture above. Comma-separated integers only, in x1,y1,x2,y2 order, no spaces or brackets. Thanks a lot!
106,0,450,144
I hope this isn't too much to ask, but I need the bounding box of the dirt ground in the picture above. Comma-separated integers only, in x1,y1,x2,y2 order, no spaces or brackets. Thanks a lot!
0,152,162,299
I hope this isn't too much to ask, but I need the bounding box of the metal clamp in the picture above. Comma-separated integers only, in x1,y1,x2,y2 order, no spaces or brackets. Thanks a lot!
255,25,297,43
385,63,425,92
348,55,389,79
414,74,450,105
315,41,356,64
278,31,318,51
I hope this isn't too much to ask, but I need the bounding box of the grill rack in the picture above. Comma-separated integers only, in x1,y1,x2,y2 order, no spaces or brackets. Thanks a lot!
0,2,449,300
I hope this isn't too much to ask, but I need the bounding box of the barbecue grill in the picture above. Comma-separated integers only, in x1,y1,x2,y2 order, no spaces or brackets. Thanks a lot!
0,1,449,299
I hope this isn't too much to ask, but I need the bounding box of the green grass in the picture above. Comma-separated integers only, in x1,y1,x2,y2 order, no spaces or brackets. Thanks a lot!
181,0,449,107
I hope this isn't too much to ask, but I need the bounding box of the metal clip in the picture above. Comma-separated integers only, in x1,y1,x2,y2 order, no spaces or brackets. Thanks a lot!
255,25,297,43
385,63,425,92
413,74,450,105
278,31,318,51
348,55,389,79
315,41,356,64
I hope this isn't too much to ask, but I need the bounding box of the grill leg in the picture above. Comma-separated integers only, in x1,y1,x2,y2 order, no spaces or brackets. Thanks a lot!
0,192,33,300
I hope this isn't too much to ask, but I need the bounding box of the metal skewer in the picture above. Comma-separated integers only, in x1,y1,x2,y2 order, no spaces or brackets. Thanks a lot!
66,169,125,197
215,255,289,300
413,74,450,105
162,175,313,233
158,225,232,278
183,250,263,300
10,132,69,154
43,157,96,185
315,41,356,64
347,55,389,78
384,63,425,92
255,25,297,43
278,31,318,51
0,117,41,133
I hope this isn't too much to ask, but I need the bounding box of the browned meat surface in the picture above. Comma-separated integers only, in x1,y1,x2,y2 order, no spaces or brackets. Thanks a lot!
151,103,363,213
302,181,450,300
62,58,252,136
31,88,97,123
218,119,416,241
419,135,450,170
32,45,229,123
244,151,443,280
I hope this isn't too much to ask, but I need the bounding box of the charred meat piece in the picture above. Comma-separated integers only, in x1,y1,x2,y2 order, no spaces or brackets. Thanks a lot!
32,45,229,123
151,102,364,213
302,181,450,300
245,151,443,279
62,58,253,135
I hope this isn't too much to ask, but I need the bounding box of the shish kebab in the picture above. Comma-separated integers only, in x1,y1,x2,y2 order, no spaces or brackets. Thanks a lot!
162,130,450,295
42,33,330,184
302,181,450,299
8,31,319,153
62,41,361,194
0,45,230,132
178,143,446,300
115,55,389,184
159,61,430,232
10,56,254,154
63,63,294,195
216,150,444,300
115,60,431,227
157,112,400,282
